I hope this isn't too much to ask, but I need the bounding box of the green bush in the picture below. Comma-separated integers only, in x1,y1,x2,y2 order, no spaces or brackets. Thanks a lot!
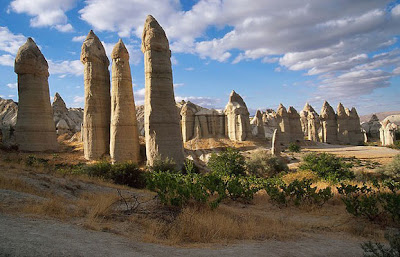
299,152,355,182
264,178,333,206
337,183,400,224
146,171,209,207
246,150,288,177
380,154,400,180
75,161,146,188
362,228,400,257
148,156,177,172
288,143,301,153
25,155,49,166
208,148,246,176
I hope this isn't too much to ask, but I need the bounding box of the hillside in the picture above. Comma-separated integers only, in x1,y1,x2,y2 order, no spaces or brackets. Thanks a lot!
360,111,400,123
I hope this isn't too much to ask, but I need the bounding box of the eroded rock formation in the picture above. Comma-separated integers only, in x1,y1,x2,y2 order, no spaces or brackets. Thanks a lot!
141,15,184,167
380,120,397,146
52,93,83,135
287,106,303,142
320,101,337,144
336,103,350,145
110,39,140,163
14,38,58,152
276,104,290,144
224,90,252,141
271,129,281,156
361,114,381,139
300,103,315,138
81,30,111,160
251,110,265,138
348,107,363,145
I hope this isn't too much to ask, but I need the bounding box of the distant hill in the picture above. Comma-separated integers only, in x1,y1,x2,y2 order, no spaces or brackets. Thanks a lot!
360,111,400,123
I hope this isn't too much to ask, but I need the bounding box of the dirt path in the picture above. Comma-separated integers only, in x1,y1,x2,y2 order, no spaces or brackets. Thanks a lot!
0,213,364,257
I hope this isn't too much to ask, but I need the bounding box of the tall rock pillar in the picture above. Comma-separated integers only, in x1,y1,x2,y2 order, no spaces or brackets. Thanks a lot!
81,30,111,160
320,101,337,144
336,103,350,145
141,15,184,167
224,90,252,141
14,38,58,152
110,39,140,163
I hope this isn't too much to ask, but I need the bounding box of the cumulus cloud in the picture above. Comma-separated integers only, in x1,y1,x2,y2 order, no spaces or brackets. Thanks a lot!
175,96,222,109
48,60,83,76
9,0,76,32
6,83,17,89
0,55,14,66
0,26,26,55
72,35,86,42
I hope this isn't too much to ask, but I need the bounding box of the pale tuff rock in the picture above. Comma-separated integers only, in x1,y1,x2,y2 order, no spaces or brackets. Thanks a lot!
276,104,290,144
348,107,364,145
180,101,198,142
307,111,321,142
81,30,111,160
336,103,350,145
136,105,145,136
300,103,315,138
224,90,252,141
320,101,337,144
271,129,281,156
14,38,58,152
52,93,83,134
380,119,398,146
251,110,265,138
361,114,381,139
0,97,17,146
382,115,400,126
262,110,278,139
141,15,184,167
110,39,140,163
287,106,303,142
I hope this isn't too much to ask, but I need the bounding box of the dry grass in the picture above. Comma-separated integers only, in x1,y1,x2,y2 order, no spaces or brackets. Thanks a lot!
0,174,46,197
139,204,299,245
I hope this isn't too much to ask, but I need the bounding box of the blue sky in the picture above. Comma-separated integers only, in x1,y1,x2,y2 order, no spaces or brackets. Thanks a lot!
0,0,400,115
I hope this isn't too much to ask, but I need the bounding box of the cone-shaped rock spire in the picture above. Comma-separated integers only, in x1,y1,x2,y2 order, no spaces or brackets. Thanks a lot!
81,30,111,160
14,38,58,151
224,90,252,141
141,15,184,167
110,39,140,163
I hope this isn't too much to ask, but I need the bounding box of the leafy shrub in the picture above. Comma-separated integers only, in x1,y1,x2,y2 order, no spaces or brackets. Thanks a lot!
246,150,288,177
362,228,400,257
337,182,400,223
148,156,177,172
299,152,355,182
264,178,333,206
208,148,246,176
76,161,146,188
146,171,209,206
288,143,301,153
110,162,146,188
182,159,200,174
380,154,400,180
25,155,49,166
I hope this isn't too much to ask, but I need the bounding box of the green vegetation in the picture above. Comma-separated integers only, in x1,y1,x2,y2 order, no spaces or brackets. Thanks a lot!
362,229,400,257
264,178,333,206
208,148,246,176
380,154,400,180
299,152,355,182
246,150,288,177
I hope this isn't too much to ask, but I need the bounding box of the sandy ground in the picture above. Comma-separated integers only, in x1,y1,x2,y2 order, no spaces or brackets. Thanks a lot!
0,213,364,257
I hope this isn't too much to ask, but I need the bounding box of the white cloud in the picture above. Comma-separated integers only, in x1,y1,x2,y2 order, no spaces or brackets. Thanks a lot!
173,83,184,88
0,26,26,55
184,67,194,71
72,35,86,42
0,54,14,66
73,95,84,103
175,96,221,109
48,60,83,76
9,0,76,31
6,83,17,89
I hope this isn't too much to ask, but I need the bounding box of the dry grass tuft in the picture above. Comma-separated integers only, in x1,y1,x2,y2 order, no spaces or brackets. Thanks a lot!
22,197,73,220
141,204,299,244
0,174,45,197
